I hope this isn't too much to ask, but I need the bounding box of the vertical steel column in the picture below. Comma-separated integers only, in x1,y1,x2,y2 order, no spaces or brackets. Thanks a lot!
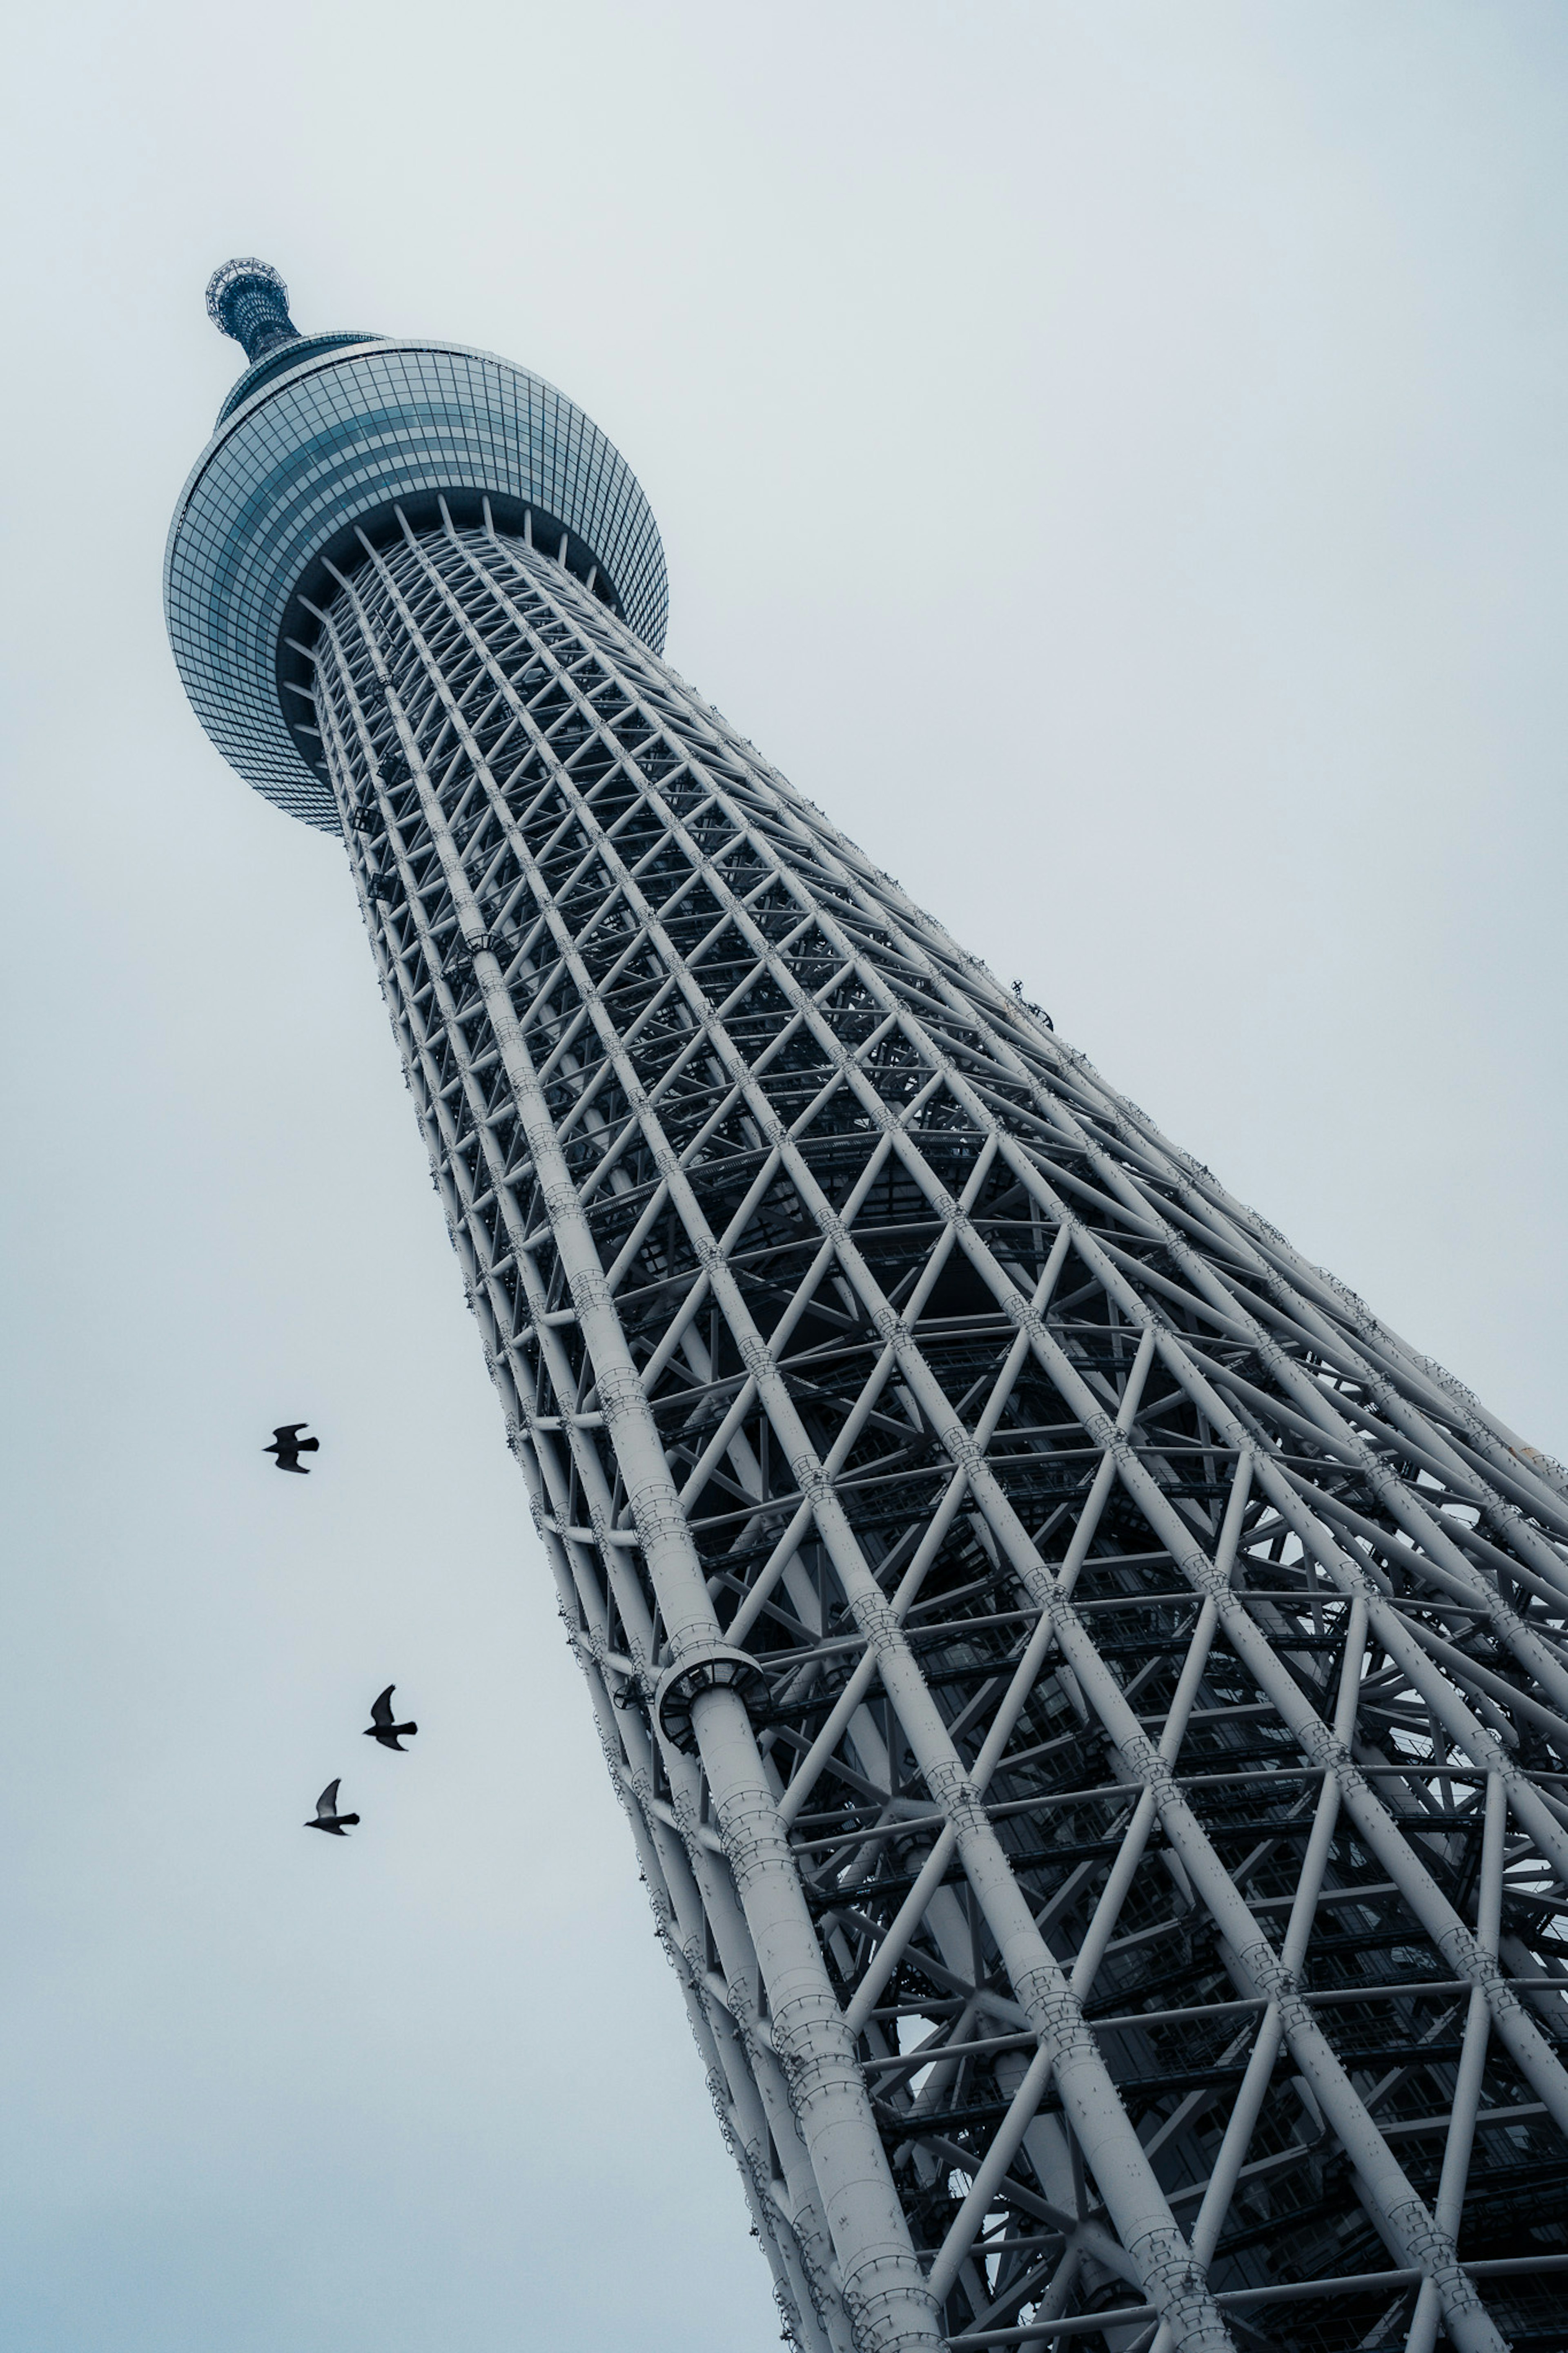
314,563,942,2353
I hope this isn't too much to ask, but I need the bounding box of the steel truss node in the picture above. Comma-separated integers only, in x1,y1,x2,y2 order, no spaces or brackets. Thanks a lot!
290,497,1568,2353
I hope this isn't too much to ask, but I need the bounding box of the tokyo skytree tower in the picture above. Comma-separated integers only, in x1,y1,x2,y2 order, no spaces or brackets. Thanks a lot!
167,261,1568,2353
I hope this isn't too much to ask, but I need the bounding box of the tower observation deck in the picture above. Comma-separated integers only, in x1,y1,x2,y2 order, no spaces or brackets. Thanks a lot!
167,263,1568,2353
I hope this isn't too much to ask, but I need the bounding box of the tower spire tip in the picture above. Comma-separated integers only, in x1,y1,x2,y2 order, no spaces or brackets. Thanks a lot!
205,258,301,365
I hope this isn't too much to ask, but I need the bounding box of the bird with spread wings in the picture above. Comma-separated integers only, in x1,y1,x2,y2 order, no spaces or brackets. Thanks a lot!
364,1686,419,1752
304,1780,359,1836
265,1423,319,1473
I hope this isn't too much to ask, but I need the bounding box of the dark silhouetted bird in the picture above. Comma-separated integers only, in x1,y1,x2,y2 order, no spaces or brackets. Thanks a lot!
305,1780,359,1836
265,1423,319,1474
364,1686,418,1752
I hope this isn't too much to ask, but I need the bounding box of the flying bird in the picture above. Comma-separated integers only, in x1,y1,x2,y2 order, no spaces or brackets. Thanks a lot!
305,1780,359,1836
364,1686,418,1752
265,1423,319,1474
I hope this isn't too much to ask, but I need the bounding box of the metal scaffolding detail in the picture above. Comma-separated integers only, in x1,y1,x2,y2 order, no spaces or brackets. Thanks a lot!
296,501,1568,2353
167,272,1568,2353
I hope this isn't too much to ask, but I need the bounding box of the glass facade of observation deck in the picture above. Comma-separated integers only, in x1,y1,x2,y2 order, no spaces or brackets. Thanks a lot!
165,339,668,829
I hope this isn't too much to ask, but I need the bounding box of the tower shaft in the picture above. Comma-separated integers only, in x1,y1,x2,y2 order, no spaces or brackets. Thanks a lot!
288,497,1568,2353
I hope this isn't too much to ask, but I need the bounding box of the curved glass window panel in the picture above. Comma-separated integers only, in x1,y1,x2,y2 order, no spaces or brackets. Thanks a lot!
165,340,668,828
214,332,382,428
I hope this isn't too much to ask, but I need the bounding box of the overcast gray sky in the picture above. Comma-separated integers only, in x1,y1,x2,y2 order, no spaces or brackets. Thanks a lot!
2,4,1566,2348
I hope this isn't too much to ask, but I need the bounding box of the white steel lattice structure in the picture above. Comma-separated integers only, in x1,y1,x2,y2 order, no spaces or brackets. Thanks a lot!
167,266,1568,2353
